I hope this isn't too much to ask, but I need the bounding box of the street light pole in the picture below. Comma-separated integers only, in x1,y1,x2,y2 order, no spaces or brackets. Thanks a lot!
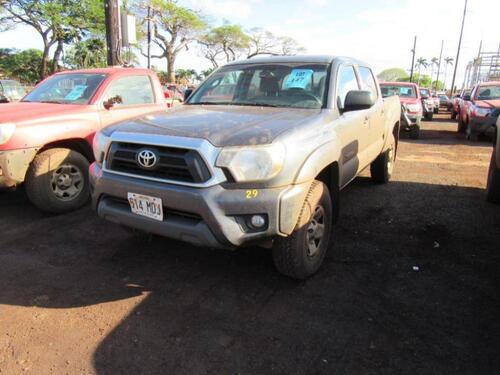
435,40,444,91
410,36,417,83
449,0,467,96
104,0,121,66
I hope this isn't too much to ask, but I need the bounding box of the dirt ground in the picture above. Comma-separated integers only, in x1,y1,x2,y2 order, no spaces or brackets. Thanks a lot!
1,113,499,375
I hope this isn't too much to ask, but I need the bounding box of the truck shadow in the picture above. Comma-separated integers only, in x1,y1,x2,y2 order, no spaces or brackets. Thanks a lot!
400,127,493,147
1,178,499,373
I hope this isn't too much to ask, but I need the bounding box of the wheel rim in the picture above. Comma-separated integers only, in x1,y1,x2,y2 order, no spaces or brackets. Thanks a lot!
387,145,395,175
50,164,84,201
306,205,326,257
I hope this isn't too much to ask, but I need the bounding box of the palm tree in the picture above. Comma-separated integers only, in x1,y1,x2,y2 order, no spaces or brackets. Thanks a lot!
442,57,454,90
415,58,428,85
430,57,439,89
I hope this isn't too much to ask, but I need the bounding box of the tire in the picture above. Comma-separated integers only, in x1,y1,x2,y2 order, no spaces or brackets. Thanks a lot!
409,126,420,139
465,120,479,141
272,181,332,280
425,112,433,121
25,148,90,214
370,134,396,184
486,148,500,204
451,111,457,120
434,108,439,114
457,117,466,133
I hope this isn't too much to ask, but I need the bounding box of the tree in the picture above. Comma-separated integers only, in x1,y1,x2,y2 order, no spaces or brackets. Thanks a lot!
442,57,454,90
142,0,206,82
377,68,409,82
399,73,432,88
415,58,428,85
246,28,304,58
0,48,43,84
198,24,250,67
0,0,104,79
66,38,107,69
175,68,196,83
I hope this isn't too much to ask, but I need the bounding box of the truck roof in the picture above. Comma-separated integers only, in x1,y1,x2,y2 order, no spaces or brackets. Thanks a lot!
224,55,369,67
53,67,154,76
379,81,417,87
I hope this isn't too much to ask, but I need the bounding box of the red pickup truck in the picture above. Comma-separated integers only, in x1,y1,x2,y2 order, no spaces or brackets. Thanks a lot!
0,67,166,213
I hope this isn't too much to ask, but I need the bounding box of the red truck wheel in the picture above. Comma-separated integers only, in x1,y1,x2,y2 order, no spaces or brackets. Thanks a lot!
486,148,500,204
25,148,90,214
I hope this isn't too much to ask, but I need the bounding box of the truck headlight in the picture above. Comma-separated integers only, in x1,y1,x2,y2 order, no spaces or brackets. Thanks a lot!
0,123,16,145
407,104,421,113
92,131,110,165
475,107,491,117
216,143,285,182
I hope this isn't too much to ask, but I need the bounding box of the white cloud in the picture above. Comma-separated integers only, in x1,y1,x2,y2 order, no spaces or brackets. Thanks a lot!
185,0,254,19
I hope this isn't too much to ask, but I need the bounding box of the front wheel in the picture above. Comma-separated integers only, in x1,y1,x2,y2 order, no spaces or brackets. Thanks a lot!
425,112,433,121
409,126,420,139
25,148,90,214
272,181,332,280
486,148,500,203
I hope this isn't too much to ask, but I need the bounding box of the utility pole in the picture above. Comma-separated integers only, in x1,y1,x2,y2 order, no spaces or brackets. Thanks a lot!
450,0,467,96
104,0,121,66
435,40,444,91
410,36,417,83
147,4,152,69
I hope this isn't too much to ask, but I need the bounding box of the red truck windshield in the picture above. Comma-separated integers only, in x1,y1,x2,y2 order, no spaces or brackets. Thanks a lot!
380,85,417,98
23,73,107,104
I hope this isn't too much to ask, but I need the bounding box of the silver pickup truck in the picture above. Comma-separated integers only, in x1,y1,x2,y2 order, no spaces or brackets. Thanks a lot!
90,55,401,279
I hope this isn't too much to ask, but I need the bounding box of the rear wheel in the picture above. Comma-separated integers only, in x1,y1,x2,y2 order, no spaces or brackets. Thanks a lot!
486,148,500,203
272,181,332,280
25,148,90,214
370,134,396,184
409,126,420,139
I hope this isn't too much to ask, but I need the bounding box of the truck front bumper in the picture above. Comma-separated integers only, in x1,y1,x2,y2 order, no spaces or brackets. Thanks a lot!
90,163,311,249
0,148,38,189
403,114,422,130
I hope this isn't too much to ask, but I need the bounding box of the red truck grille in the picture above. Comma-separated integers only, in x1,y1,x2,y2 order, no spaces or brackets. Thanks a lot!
106,142,211,183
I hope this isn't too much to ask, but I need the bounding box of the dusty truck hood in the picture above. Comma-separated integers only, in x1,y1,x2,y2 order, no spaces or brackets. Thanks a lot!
106,104,323,147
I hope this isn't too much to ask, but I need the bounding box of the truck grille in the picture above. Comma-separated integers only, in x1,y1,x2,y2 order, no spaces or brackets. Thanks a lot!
106,142,211,183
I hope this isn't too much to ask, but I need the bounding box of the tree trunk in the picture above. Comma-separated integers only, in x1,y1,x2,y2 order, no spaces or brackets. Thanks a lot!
52,40,64,73
40,44,50,80
166,52,175,83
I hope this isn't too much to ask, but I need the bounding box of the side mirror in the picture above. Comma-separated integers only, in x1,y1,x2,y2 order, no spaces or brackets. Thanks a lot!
463,94,471,101
343,90,374,112
103,95,123,110
184,88,193,102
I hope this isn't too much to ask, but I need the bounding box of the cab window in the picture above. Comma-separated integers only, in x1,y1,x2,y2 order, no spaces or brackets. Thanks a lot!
336,65,359,109
103,76,155,106
358,66,378,99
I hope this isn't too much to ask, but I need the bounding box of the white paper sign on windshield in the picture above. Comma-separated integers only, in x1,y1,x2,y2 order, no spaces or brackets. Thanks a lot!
284,69,314,89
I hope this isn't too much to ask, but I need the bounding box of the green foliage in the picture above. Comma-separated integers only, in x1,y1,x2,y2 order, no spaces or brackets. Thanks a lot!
377,68,409,82
398,74,434,88
199,23,250,65
66,38,107,69
0,48,43,84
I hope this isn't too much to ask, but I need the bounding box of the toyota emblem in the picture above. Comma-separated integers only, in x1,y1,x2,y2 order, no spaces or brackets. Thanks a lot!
136,149,158,169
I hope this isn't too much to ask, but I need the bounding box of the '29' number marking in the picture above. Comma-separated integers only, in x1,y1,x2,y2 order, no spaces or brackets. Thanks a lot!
246,190,259,199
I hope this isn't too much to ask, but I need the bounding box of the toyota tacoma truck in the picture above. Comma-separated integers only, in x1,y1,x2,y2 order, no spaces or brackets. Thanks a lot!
0,67,166,213
90,56,401,279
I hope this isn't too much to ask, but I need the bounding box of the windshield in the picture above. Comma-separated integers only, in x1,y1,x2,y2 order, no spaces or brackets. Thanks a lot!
477,85,500,100
380,85,417,98
420,89,430,97
0,80,26,99
187,63,329,109
23,73,107,104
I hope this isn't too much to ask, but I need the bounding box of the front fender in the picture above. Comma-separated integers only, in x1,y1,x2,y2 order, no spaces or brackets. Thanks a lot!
294,139,342,184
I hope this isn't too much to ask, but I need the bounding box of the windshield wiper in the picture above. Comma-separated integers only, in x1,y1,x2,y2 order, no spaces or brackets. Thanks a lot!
190,101,234,105
39,100,65,104
233,102,282,108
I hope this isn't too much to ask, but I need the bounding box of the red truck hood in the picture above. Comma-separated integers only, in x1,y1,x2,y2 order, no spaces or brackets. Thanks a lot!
474,99,500,108
398,97,419,105
0,102,89,124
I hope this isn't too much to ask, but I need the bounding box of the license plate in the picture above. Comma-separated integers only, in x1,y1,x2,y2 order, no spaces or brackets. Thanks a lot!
127,193,163,221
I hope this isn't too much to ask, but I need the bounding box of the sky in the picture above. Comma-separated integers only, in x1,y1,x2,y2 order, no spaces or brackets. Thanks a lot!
0,0,498,88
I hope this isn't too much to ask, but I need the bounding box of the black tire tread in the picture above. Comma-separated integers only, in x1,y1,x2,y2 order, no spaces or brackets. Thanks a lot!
487,148,500,203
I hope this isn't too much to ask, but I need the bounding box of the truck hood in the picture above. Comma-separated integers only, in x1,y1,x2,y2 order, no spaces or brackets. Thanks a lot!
474,99,500,109
0,102,89,125
398,97,419,105
107,104,323,147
